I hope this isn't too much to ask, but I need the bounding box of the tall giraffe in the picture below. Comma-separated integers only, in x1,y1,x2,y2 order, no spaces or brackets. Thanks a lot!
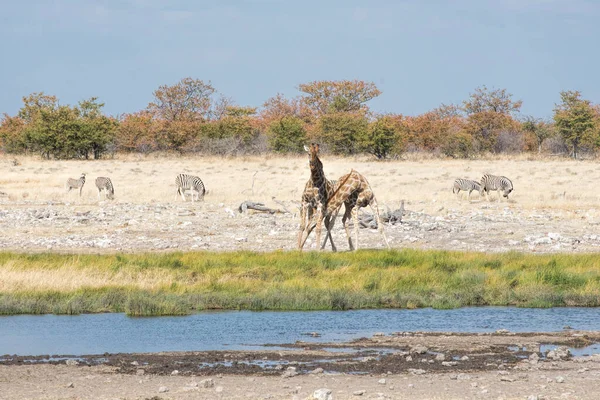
308,169,390,251
298,143,336,251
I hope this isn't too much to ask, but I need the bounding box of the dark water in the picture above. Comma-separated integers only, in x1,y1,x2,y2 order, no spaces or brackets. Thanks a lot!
1,307,599,356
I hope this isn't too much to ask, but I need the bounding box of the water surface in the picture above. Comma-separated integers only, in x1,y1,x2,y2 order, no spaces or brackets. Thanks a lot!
1,307,598,356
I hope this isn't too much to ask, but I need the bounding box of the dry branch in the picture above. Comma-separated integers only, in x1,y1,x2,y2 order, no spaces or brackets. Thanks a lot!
238,201,284,214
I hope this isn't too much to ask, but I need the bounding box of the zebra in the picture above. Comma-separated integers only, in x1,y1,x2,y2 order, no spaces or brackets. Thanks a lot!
480,174,513,201
175,173,206,202
95,177,115,200
66,173,86,196
452,178,481,201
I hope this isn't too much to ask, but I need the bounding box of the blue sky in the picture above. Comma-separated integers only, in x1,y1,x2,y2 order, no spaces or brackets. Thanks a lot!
1,0,598,119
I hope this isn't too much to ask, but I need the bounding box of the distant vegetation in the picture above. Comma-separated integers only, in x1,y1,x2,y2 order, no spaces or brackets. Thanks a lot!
1,78,599,159
1,250,599,316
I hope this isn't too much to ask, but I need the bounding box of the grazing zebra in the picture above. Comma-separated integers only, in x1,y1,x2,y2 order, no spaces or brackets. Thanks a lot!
480,174,513,201
66,173,86,196
95,177,115,200
175,173,206,202
452,178,481,201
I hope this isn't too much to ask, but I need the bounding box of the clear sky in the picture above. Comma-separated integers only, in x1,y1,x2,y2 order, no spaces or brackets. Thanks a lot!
1,0,598,119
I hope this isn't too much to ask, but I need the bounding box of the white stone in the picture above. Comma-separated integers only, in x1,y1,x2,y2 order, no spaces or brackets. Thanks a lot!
158,386,169,393
200,378,214,388
311,388,333,400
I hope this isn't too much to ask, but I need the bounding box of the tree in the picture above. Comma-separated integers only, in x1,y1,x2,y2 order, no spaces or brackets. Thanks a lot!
298,80,381,115
115,111,158,153
463,85,522,115
462,86,522,153
522,116,553,154
17,92,59,122
267,116,307,153
0,114,27,153
147,77,229,122
357,115,404,159
76,98,117,159
318,112,369,155
553,91,597,158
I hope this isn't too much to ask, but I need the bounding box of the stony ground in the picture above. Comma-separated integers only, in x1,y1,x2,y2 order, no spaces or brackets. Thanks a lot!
2,331,600,399
0,198,599,253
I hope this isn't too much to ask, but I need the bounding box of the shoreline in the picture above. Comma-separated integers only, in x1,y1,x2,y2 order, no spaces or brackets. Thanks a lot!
2,331,600,399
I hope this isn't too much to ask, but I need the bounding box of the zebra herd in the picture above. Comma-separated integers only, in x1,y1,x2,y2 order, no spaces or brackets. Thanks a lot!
453,174,514,201
64,173,206,202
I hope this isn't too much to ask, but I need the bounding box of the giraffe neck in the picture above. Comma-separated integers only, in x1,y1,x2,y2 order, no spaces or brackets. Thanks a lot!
309,157,326,189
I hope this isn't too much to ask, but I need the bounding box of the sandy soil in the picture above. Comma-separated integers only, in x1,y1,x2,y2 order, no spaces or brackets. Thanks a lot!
2,331,600,399
1,154,600,253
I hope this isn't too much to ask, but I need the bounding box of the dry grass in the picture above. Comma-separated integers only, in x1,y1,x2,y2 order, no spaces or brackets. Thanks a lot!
1,153,600,216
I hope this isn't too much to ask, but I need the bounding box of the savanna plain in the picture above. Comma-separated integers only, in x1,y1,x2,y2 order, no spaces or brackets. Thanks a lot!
2,154,600,399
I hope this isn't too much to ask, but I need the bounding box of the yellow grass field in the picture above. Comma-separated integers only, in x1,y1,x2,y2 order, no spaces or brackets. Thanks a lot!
2,153,599,211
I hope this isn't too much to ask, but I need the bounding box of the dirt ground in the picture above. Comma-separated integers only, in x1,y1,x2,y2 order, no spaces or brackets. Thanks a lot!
1,154,600,253
2,331,600,399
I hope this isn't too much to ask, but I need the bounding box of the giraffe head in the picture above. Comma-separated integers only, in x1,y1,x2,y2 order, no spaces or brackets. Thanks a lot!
304,143,322,170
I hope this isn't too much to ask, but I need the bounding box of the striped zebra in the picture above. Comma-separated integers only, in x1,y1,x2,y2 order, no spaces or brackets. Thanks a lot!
175,173,206,202
480,174,514,201
452,178,481,201
66,173,86,196
95,177,115,200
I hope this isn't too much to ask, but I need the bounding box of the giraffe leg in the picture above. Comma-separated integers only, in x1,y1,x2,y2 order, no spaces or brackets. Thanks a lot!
300,207,321,250
352,206,359,251
341,205,354,251
370,200,390,249
315,206,324,252
298,203,309,250
321,209,338,251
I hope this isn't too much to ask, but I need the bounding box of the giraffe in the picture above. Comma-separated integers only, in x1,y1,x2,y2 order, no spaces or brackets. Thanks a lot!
305,169,390,251
298,143,337,251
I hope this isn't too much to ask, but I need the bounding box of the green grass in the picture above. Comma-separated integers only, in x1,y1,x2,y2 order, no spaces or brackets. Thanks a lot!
1,249,600,315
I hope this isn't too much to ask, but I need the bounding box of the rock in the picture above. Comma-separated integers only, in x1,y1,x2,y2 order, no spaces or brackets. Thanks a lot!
527,396,539,400
215,386,224,393
373,332,385,337
460,356,469,361
171,369,179,376
130,361,139,366
309,368,324,374
65,359,79,366
200,378,214,388
408,368,426,375
282,367,298,378
441,361,458,366
500,376,515,382
310,388,332,400
158,386,169,393
353,390,366,396
66,382,74,388
546,346,571,360
378,378,386,385
529,353,539,364
410,345,428,354
135,369,145,375
495,329,510,334
405,356,413,362
435,353,446,361
556,376,565,383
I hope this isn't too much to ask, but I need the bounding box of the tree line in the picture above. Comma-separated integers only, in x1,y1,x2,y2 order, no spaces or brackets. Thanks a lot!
1,78,599,159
